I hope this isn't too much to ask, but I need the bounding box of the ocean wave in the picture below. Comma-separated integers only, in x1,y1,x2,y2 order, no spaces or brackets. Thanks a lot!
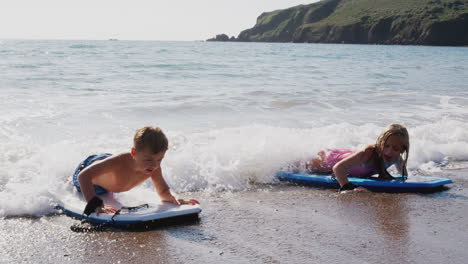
1,120,467,217
68,44,99,49
123,63,173,69
12,64,39,69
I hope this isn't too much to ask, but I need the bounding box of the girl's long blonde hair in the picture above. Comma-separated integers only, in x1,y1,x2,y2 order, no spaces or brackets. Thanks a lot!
372,124,410,178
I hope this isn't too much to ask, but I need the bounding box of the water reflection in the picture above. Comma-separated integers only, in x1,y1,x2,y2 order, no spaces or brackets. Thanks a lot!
336,193,410,261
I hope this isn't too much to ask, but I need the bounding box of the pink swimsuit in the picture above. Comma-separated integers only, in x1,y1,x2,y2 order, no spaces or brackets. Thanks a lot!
321,149,376,178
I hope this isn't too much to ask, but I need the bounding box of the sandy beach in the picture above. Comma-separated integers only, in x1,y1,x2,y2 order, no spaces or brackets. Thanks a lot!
2,167,467,264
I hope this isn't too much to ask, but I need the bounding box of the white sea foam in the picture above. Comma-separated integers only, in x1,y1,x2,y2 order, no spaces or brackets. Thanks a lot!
1,120,467,217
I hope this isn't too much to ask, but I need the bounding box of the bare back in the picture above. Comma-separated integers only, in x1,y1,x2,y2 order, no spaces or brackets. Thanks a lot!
81,153,152,193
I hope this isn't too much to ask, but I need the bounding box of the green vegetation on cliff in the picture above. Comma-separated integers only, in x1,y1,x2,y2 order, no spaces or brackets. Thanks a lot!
231,0,468,45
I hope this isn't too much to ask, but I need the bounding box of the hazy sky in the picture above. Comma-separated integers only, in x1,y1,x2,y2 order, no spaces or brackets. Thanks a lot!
0,0,317,41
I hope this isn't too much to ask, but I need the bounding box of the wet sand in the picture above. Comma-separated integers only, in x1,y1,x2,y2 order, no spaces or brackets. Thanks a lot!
2,168,468,264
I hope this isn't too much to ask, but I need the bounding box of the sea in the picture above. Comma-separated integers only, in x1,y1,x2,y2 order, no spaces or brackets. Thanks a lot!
0,40,467,217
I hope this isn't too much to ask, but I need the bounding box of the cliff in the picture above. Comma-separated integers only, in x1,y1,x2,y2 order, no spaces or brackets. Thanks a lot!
211,0,468,46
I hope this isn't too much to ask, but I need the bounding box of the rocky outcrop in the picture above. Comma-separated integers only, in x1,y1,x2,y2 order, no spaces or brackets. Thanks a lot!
206,34,236,42
208,0,468,46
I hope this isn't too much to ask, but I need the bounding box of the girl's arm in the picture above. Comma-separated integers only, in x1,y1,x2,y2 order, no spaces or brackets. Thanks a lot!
332,147,373,188
394,156,404,175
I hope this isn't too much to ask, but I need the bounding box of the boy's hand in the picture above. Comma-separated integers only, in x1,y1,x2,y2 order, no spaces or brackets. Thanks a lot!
95,206,118,216
163,196,200,206
84,196,119,216
177,198,200,205
163,195,181,205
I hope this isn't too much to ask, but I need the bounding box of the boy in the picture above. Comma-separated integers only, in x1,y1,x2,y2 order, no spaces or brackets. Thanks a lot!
73,126,199,215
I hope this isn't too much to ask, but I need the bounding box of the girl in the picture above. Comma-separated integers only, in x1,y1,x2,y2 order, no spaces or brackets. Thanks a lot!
306,124,410,192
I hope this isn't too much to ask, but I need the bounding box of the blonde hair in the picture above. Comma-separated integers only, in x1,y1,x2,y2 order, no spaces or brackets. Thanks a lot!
373,124,410,178
133,126,168,154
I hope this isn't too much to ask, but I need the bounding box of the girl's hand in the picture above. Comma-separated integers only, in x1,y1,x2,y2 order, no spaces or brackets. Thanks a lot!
340,187,370,193
353,186,370,192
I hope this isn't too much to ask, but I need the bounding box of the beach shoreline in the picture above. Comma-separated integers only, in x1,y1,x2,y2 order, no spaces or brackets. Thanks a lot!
2,168,467,264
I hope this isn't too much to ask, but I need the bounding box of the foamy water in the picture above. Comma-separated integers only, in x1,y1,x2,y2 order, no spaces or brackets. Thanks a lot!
1,40,467,217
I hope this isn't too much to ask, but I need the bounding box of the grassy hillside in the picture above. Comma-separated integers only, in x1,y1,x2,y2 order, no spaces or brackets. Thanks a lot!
233,0,468,45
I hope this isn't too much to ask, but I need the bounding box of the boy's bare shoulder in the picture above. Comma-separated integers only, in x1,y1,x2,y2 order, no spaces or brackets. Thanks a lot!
110,152,132,163
109,152,132,161
93,153,133,170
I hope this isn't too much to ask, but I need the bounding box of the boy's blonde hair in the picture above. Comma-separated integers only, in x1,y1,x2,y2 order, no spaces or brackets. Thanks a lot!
133,126,168,154
374,124,410,178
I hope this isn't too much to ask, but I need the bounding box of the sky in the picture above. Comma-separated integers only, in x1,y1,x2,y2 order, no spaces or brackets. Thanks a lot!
0,0,317,41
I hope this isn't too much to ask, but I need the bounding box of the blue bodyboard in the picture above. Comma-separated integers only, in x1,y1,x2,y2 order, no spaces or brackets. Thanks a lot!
276,171,452,192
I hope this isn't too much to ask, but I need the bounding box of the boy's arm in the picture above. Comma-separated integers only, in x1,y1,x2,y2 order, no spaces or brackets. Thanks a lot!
78,161,118,215
150,167,179,204
150,168,200,205
78,166,99,202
